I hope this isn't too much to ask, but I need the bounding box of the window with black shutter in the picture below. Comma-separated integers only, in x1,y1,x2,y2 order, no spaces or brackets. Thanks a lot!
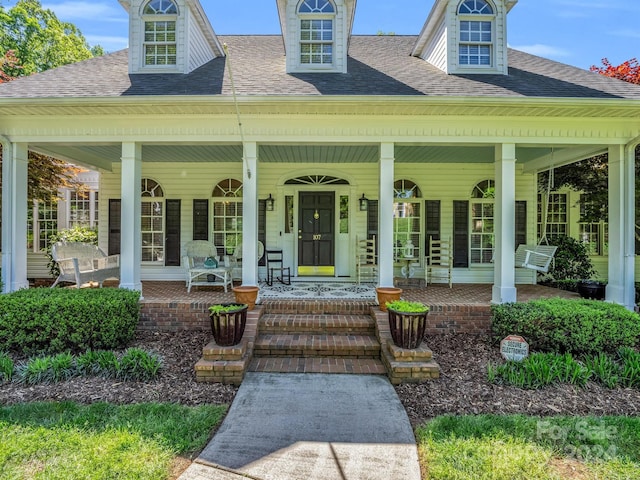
108,199,121,256
192,199,209,241
515,201,527,250
165,199,181,266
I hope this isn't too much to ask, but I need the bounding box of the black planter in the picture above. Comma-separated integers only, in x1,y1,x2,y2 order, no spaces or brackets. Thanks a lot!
387,308,428,349
577,281,606,300
209,303,248,346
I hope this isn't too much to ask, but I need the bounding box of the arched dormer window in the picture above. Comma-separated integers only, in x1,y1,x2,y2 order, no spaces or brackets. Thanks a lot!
470,179,494,264
142,0,178,66
457,0,495,67
298,0,336,67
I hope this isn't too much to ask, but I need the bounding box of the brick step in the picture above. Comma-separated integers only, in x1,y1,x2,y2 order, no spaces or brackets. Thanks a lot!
194,356,250,385
248,357,387,375
259,314,375,335
262,300,375,315
253,333,381,358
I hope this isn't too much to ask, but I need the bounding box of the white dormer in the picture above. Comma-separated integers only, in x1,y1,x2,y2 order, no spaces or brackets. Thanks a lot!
277,0,356,74
412,0,517,75
119,0,224,74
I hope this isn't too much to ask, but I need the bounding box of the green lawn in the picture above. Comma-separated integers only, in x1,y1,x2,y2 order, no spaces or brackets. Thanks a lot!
0,401,226,480
416,415,640,480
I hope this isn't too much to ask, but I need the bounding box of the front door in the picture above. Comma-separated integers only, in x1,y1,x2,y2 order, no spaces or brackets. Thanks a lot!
298,192,335,275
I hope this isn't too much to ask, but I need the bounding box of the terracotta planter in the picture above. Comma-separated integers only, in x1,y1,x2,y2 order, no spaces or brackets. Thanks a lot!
209,303,248,346
375,287,403,312
232,285,259,310
387,307,428,349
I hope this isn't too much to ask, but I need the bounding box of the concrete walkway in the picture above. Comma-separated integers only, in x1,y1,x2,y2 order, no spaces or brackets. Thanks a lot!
178,373,421,480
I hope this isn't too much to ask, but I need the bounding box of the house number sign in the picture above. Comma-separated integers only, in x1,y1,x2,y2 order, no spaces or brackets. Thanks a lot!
313,234,322,240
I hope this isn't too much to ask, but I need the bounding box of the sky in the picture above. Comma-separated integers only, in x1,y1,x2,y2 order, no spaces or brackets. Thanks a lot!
3,0,638,71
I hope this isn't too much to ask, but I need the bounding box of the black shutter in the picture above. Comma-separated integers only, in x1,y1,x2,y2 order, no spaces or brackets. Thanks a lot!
258,199,266,266
192,199,209,241
165,199,181,266
515,201,527,250
367,200,378,239
108,199,121,256
453,200,469,267
425,200,441,253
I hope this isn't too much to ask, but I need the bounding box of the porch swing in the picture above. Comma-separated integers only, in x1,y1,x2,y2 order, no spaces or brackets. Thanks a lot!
515,152,558,273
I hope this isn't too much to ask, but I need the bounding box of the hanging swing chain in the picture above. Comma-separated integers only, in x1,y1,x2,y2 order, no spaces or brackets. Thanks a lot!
538,147,555,246
223,43,251,179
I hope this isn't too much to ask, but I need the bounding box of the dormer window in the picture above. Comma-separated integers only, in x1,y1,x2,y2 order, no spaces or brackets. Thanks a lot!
298,0,336,67
458,0,494,67
143,0,178,66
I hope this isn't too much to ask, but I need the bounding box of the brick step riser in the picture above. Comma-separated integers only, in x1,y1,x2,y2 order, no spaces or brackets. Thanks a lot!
253,350,380,359
258,326,375,335
262,302,375,316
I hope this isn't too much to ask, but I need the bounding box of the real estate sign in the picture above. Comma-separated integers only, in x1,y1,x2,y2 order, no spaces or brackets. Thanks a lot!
500,335,529,362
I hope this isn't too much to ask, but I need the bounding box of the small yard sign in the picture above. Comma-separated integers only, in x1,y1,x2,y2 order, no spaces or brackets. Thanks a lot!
500,335,529,362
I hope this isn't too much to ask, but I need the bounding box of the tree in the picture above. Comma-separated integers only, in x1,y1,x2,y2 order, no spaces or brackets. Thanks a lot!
545,57,640,241
0,49,20,83
0,0,99,202
0,0,101,77
590,57,640,85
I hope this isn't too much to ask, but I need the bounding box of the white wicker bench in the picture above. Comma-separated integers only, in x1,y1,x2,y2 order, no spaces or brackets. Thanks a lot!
51,242,120,288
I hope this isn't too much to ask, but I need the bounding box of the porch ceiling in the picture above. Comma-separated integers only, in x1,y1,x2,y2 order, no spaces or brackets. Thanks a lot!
29,142,596,172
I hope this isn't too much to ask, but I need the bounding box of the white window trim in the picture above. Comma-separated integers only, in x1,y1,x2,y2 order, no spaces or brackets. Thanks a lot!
298,13,336,70
140,0,179,71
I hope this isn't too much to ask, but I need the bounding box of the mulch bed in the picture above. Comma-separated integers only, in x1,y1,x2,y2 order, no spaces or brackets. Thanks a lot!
1,332,638,428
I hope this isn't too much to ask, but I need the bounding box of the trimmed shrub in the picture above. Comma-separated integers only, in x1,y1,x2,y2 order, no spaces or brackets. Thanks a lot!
491,298,640,356
0,288,140,355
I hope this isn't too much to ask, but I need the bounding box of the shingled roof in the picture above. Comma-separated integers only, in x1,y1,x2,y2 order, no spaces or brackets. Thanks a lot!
1,35,640,100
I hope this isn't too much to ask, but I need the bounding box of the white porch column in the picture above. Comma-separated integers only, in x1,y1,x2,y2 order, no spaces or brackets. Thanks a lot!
607,145,625,304
1,141,29,292
623,145,637,309
378,142,395,287
492,143,517,304
119,142,142,292
242,142,259,286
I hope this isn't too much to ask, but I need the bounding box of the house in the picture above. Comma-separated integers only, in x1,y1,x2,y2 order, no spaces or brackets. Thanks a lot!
1,0,639,309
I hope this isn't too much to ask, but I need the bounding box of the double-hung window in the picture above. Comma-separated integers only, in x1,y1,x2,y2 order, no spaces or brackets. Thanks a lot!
393,180,422,262
143,0,178,66
141,178,165,262
212,179,243,256
458,0,494,67
470,179,494,264
298,0,335,67
537,192,568,241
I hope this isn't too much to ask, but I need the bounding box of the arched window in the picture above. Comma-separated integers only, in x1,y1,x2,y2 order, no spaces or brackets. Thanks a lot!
470,179,494,264
298,0,336,67
141,178,165,262
393,180,422,261
212,179,243,254
457,0,494,67
142,0,178,66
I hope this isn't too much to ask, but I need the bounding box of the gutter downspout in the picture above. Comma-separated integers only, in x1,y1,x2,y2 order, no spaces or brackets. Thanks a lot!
0,134,12,293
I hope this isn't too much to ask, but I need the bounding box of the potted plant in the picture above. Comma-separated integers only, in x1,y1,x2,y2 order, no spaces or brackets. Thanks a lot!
375,286,403,312
577,279,607,300
386,299,429,349
208,303,248,346
232,285,259,310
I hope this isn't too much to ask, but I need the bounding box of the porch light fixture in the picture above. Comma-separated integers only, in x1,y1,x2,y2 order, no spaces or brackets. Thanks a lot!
359,194,369,211
265,194,275,211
